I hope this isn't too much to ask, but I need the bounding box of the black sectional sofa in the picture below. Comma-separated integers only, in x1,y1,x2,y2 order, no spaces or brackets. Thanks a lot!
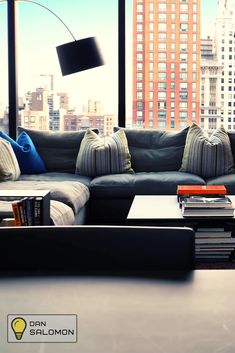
1,126,235,225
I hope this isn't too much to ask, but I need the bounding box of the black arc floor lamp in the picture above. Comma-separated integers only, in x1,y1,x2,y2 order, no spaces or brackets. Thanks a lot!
3,0,104,139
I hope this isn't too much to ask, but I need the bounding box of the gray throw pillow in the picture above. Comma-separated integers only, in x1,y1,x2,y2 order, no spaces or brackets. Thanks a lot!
180,123,235,178
76,129,133,177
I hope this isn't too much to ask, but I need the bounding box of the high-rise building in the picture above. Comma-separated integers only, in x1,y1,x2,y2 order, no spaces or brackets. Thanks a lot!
200,36,223,132
57,92,69,111
30,88,49,113
0,106,8,133
21,87,50,130
215,0,235,130
82,99,103,116
22,111,48,131
22,84,68,131
133,0,201,130
64,113,115,136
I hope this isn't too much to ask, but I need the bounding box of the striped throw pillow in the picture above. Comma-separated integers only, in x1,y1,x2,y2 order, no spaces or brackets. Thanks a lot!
75,129,133,177
0,137,21,181
180,123,235,178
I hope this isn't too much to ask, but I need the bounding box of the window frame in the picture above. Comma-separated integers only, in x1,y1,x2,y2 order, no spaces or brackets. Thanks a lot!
7,0,125,137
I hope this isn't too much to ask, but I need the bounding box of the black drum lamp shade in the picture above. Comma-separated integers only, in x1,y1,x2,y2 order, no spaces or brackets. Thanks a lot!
56,37,104,76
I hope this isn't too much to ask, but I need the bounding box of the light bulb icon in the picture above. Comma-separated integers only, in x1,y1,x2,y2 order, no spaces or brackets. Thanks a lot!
11,317,27,340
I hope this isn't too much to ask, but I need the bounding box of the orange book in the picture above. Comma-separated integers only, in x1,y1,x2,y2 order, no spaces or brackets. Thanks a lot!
11,201,22,226
177,185,227,195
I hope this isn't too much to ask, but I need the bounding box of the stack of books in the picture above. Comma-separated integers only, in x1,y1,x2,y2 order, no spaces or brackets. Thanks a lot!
181,196,234,218
11,196,43,226
0,190,50,226
177,185,235,262
177,185,234,218
195,227,235,262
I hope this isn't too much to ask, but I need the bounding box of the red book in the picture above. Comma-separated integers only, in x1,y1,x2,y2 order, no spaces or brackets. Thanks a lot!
177,185,227,195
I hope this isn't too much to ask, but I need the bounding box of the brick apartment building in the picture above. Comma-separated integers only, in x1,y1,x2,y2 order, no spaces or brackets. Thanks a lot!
133,0,201,130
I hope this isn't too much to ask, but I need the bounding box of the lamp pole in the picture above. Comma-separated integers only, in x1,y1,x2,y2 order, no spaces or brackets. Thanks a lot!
7,0,18,139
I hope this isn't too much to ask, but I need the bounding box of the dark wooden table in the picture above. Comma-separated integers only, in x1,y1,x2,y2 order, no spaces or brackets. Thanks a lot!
0,270,235,352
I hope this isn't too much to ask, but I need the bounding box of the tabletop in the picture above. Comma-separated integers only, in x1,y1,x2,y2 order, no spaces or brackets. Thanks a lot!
127,195,235,221
0,270,235,352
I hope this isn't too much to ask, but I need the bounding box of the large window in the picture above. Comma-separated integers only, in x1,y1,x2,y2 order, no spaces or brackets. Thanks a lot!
0,1,9,133
3,0,235,134
127,0,234,131
2,0,118,136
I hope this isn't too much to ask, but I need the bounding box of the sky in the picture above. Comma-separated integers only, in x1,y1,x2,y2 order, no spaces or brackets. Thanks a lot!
0,0,118,114
0,0,228,118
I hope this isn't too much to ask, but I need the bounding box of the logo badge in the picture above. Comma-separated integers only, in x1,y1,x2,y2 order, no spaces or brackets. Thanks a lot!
8,314,77,343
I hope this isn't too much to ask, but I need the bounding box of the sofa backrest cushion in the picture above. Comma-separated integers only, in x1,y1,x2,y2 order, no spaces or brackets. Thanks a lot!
228,132,235,161
18,127,98,173
114,127,189,172
180,123,235,178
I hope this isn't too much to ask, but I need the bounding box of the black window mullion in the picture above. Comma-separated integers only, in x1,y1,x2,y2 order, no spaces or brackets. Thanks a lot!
7,0,18,139
118,0,126,127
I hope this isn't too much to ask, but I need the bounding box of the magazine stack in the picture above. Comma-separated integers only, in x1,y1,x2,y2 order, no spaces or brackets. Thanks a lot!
181,196,234,218
195,227,235,262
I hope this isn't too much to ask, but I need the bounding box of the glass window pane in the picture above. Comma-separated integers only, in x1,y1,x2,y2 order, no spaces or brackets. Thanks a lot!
0,2,9,134
17,0,118,135
127,0,230,131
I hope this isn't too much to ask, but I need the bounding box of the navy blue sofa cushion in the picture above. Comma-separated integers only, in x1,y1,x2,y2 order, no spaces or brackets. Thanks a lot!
114,127,189,172
228,131,235,163
18,127,98,174
206,174,235,195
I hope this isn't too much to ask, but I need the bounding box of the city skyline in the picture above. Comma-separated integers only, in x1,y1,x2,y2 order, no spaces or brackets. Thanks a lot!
0,0,233,120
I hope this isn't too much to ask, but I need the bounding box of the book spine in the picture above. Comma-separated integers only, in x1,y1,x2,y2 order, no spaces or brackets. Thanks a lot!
21,197,28,226
11,202,22,226
26,197,34,226
18,201,27,226
33,197,43,226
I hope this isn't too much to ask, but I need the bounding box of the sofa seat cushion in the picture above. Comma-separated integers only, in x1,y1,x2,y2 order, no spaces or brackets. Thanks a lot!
90,171,205,199
19,172,92,188
0,180,90,214
90,174,135,199
206,174,235,195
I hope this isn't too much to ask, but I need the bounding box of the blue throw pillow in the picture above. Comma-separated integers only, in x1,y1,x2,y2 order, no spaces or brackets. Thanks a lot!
0,131,47,174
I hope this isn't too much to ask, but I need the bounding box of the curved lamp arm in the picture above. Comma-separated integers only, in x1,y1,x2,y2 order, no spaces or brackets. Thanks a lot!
17,0,77,41
0,0,104,75
0,0,76,41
